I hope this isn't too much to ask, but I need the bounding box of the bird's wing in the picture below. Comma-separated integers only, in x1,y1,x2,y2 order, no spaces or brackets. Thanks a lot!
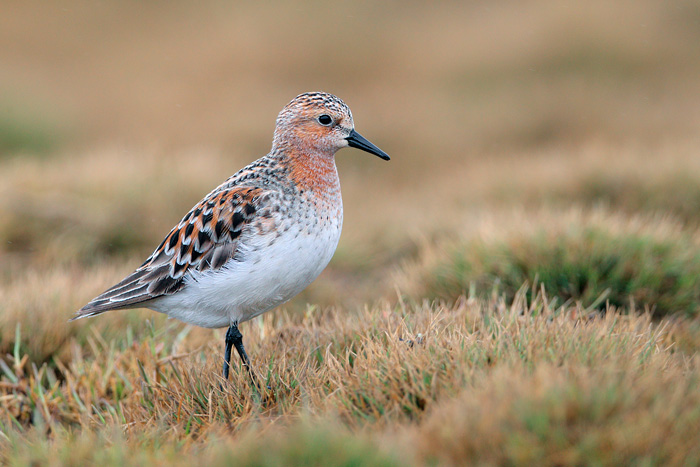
73,185,268,319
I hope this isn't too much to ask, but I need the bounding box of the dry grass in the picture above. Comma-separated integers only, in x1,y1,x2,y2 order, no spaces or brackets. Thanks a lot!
2,291,698,465
399,209,700,317
2,0,700,464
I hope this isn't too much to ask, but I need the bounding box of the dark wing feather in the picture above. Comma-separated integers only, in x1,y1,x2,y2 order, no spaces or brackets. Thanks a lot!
72,186,266,319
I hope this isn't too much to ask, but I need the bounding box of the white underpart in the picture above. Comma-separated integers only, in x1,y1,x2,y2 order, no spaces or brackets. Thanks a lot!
148,213,342,328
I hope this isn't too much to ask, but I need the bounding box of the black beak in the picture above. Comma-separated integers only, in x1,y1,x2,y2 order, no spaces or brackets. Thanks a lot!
346,129,390,161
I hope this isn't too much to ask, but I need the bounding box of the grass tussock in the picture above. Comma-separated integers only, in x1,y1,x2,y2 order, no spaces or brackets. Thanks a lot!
551,173,700,226
4,422,403,467
0,261,166,364
415,360,700,466
1,290,698,464
401,210,700,318
510,146,700,225
0,150,227,263
450,141,700,227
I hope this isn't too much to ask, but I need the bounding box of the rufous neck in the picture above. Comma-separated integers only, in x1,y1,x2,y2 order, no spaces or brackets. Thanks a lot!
277,147,339,194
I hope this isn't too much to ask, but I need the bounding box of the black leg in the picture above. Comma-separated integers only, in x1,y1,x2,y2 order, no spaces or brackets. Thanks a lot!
222,326,235,380
222,323,258,387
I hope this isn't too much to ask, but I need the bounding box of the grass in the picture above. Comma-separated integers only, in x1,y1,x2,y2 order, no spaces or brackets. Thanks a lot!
2,290,698,465
401,211,700,318
416,358,700,465
0,106,63,157
550,174,700,225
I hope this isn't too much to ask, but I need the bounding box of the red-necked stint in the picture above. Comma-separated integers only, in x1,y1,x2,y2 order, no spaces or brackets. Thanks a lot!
73,92,390,382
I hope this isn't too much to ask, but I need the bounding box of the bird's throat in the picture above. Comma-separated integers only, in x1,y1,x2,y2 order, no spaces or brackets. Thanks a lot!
285,150,341,198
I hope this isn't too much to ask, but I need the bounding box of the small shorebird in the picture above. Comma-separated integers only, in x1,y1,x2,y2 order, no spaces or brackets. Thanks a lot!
73,92,389,382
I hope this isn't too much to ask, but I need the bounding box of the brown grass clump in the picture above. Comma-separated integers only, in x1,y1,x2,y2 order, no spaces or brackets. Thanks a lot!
482,141,700,225
0,260,161,364
399,209,700,318
0,149,232,263
414,358,700,465
1,289,699,464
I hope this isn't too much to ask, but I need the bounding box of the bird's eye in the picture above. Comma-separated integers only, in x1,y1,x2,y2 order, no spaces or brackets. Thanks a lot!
317,114,333,126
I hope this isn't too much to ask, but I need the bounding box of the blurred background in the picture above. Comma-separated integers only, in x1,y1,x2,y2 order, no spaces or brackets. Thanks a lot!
2,0,700,331
4,3,700,460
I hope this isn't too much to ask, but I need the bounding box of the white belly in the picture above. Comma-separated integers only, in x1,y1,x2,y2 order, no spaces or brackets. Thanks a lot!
148,218,342,328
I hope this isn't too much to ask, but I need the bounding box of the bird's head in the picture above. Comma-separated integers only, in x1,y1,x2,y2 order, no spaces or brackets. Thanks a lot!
273,92,389,161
